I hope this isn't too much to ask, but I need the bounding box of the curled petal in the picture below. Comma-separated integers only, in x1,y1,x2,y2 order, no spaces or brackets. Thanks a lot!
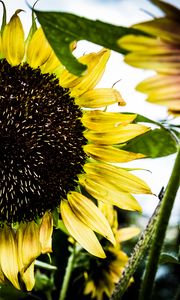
0,226,20,290
84,124,150,145
60,49,110,96
61,200,106,258
67,191,115,245
84,144,145,163
75,88,125,108
2,10,25,65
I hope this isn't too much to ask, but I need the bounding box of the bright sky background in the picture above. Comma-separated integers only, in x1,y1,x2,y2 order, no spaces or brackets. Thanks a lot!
1,0,179,224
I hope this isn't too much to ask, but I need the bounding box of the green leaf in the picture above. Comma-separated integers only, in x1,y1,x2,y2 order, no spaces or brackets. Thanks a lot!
33,10,144,75
122,128,178,158
159,253,180,265
120,113,178,158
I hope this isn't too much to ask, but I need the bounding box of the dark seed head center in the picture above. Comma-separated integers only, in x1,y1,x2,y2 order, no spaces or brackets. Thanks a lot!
0,59,87,224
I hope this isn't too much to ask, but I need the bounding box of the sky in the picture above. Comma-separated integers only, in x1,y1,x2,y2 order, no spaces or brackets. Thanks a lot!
1,0,179,223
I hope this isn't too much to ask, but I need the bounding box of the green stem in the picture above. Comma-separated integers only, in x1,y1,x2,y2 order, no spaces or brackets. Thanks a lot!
59,246,76,300
139,146,180,300
110,197,162,300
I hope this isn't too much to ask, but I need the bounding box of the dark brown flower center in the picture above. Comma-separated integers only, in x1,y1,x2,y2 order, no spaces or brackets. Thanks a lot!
0,59,87,224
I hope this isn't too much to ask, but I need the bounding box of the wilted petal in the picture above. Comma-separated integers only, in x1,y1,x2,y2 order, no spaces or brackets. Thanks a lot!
2,10,25,65
0,226,20,290
21,262,35,291
61,200,106,258
75,88,125,108
84,124,150,145
84,144,144,163
67,191,115,245
39,212,53,254
60,49,110,96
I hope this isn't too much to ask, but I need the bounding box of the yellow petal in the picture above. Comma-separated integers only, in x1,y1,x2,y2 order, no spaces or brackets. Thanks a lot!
40,50,63,74
67,191,115,245
21,262,35,291
116,227,140,242
119,34,178,54
17,221,41,272
84,144,145,163
84,162,152,194
39,212,53,254
84,124,150,145
0,226,20,290
61,200,106,258
82,111,136,131
79,174,142,212
124,52,180,74
60,49,110,96
2,10,25,65
133,18,180,44
27,27,52,68
75,88,125,108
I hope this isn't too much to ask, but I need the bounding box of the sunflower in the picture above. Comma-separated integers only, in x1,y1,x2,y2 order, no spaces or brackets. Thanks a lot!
84,203,140,300
0,7,151,291
118,0,180,115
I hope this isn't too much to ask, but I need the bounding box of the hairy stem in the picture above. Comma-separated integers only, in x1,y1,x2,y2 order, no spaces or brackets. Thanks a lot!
138,146,180,300
110,198,162,300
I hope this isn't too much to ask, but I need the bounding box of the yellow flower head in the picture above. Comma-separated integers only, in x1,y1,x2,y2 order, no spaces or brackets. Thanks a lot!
0,7,151,290
118,0,180,115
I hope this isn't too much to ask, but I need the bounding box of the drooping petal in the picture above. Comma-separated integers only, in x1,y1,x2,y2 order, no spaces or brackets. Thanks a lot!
2,10,25,65
82,111,136,131
79,174,142,212
84,144,145,163
84,162,152,194
17,221,41,273
60,49,110,96
75,88,125,108
0,226,20,290
27,27,52,68
67,191,115,245
61,200,106,258
39,212,53,254
84,124,150,145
